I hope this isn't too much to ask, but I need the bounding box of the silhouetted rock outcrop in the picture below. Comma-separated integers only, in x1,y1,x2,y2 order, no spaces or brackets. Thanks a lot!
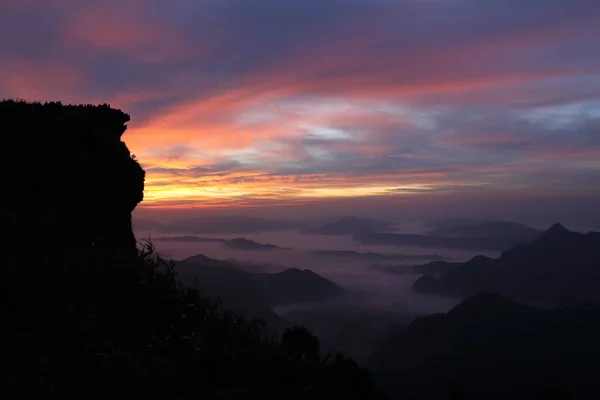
0,100,144,258
372,293,600,399
412,224,600,306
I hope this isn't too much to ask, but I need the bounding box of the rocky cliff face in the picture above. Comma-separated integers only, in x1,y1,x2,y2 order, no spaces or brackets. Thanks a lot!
0,100,145,258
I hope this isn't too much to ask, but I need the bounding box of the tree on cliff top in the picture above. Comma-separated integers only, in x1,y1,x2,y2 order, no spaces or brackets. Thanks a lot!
0,100,382,399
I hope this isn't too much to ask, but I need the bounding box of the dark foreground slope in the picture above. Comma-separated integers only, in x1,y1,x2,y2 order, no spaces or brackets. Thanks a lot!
4,241,379,399
1,101,380,400
413,224,600,306
372,293,600,399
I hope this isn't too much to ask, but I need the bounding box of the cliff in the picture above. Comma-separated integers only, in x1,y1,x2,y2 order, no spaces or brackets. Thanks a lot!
0,100,145,257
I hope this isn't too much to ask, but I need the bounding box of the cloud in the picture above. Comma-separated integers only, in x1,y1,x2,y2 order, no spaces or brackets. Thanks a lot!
1,0,600,214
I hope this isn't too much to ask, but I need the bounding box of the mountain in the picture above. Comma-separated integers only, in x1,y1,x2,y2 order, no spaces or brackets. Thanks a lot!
174,259,344,331
303,216,395,235
181,253,237,268
412,224,600,306
181,253,284,273
257,268,344,305
155,235,290,250
424,217,489,230
426,220,541,240
224,237,290,250
154,235,227,243
354,232,530,251
176,258,343,307
312,250,446,262
371,293,600,399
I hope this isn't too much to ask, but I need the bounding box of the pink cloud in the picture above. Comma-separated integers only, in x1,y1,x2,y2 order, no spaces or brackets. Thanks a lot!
2,0,599,212
0,59,85,101
61,3,186,63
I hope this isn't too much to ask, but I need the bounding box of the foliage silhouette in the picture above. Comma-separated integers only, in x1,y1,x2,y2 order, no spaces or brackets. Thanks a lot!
3,239,381,399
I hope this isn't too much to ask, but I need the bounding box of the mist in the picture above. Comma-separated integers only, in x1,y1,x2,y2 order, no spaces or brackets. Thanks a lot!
135,220,491,359
134,217,501,309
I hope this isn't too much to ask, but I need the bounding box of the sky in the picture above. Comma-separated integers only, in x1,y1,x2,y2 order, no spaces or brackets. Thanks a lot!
2,0,600,223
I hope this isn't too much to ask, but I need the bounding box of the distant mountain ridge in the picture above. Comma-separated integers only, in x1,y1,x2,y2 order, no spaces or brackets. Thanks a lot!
354,231,533,251
426,220,541,240
155,235,289,250
181,253,237,268
154,235,227,243
224,237,290,250
312,250,446,262
424,217,489,230
303,216,396,235
412,224,600,306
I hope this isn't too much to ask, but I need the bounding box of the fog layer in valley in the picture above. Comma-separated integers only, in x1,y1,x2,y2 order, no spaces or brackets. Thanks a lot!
135,220,494,358
139,229,483,309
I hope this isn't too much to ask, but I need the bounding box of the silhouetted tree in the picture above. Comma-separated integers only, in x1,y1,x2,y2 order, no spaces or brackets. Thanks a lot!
282,325,321,363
